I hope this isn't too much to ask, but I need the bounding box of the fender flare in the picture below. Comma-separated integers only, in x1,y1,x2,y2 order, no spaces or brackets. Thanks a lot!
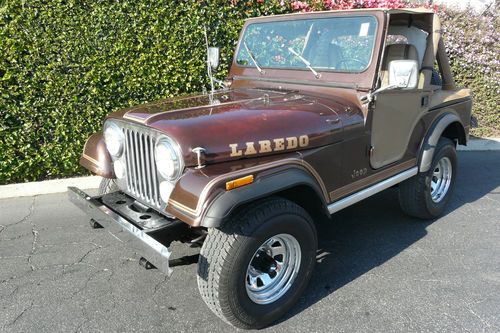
80,132,115,178
200,167,328,228
418,113,464,172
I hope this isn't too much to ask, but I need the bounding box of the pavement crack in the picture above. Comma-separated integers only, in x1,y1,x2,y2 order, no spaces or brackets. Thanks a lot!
0,196,36,240
8,196,36,227
9,284,20,298
7,300,34,327
69,269,102,300
76,245,103,265
39,241,101,249
153,275,168,295
0,275,18,285
73,306,90,333
20,196,38,271
27,228,39,271
462,297,497,330
0,255,29,260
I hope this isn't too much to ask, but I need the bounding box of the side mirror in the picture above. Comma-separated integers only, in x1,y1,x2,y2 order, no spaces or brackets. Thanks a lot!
208,47,220,71
388,60,419,89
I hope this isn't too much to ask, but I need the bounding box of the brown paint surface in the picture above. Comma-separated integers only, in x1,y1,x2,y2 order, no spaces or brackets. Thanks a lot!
107,88,361,167
80,133,115,178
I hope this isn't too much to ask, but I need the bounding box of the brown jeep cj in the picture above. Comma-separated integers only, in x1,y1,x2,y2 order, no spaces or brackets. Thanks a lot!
69,8,472,329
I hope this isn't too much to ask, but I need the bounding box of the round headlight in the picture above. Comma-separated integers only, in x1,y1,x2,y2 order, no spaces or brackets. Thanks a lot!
104,122,125,158
155,136,183,180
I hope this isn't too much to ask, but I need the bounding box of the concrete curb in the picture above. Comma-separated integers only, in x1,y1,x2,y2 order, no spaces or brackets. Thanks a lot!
0,176,101,199
1,138,499,199
457,137,500,151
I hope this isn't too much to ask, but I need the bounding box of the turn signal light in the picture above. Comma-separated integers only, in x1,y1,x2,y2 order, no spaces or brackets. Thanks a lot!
226,175,254,191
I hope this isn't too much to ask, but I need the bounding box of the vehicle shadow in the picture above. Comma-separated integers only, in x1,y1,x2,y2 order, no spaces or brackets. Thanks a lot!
277,151,500,324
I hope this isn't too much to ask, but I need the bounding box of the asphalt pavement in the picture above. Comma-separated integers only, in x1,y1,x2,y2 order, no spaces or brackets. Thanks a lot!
1,151,499,333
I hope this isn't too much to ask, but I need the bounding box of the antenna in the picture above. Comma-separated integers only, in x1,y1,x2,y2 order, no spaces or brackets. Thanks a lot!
204,26,215,97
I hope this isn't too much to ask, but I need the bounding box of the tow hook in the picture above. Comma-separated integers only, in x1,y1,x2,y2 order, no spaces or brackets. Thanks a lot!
89,219,103,229
139,257,156,270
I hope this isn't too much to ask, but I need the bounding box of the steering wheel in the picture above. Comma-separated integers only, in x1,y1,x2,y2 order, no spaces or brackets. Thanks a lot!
335,58,366,71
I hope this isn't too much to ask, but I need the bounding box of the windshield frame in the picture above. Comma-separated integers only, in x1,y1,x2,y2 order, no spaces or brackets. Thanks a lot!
233,14,379,75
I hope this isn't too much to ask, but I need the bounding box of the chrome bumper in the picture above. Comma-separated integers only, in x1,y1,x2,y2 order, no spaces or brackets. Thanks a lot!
68,187,181,275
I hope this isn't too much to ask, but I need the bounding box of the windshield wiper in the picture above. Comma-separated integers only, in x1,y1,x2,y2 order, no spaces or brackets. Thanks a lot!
287,47,321,79
243,41,265,75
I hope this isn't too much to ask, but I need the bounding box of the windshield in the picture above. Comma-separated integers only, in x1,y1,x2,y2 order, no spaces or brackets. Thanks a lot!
236,16,378,73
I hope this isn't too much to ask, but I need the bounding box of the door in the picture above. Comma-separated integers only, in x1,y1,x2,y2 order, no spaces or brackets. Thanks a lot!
370,90,429,169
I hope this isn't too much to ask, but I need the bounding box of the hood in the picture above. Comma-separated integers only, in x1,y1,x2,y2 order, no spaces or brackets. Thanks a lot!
108,88,360,166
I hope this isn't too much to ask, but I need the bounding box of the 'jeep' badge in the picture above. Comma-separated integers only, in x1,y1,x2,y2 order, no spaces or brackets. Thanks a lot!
229,135,309,157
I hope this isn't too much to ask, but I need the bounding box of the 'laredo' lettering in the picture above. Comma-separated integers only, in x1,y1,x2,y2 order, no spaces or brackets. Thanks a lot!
229,135,309,157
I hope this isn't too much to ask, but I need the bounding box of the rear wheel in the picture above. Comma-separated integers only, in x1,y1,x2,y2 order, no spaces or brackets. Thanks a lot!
197,197,317,329
399,137,457,219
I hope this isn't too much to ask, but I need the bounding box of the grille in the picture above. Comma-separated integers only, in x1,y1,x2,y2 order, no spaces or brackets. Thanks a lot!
123,127,161,209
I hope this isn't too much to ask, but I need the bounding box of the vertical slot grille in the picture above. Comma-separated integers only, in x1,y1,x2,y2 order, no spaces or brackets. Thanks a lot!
124,128,161,209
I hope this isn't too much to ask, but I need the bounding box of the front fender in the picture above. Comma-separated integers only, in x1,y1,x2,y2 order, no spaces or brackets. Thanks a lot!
201,167,328,228
165,155,329,228
79,132,115,178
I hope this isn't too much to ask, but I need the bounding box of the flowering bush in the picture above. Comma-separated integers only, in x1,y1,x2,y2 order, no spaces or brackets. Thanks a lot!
439,6,499,137
288,0,439,11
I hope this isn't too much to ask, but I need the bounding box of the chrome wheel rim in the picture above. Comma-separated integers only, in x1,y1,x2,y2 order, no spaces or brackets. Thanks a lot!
430,157,452,203
245,233,301,305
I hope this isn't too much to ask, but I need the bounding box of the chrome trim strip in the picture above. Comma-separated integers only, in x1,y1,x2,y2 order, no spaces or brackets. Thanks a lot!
81,153,100,166
149,135,159,206
327,167,418,214
67,187,172,275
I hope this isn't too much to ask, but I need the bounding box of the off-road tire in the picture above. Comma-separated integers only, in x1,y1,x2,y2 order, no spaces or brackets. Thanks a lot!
98,178,119,195
399,137,457,219
197,197,317,329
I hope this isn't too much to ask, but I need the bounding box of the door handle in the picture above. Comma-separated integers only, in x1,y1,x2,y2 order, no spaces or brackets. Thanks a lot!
326,117,340,124
421,95,429,107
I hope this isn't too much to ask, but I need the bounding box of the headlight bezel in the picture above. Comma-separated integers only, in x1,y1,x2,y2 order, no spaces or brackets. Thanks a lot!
103,121,125,158
154,135,184,181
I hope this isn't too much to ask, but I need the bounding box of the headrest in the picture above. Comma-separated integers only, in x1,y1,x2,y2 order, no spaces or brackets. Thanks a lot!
382,44,419,70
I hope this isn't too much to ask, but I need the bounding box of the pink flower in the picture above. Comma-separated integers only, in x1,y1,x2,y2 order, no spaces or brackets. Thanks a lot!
291,1,311,11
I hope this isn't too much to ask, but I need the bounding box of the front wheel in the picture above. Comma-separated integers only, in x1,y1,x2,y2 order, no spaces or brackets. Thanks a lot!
399,137,457,219
197,197,317,329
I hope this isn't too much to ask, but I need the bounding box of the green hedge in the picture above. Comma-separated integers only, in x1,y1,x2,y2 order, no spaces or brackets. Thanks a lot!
0,0,291,184
1,1,498,185
438,7,499,138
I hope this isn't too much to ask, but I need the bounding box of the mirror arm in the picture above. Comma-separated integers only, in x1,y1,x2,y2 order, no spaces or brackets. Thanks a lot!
213,77,228,89
361,84,399,104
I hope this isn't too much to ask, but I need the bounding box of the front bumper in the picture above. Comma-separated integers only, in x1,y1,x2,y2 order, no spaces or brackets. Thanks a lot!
68,187,186,275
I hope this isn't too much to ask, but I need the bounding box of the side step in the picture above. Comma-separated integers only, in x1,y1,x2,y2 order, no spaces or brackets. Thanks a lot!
327,167,418,214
